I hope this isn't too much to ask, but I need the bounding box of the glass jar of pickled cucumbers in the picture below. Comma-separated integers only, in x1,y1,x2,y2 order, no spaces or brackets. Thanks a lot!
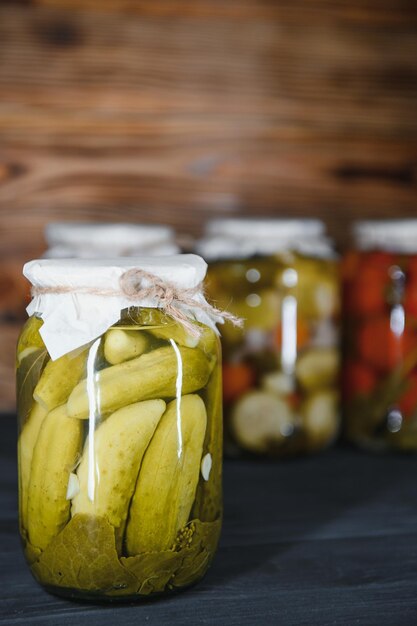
44,222,179,258
343,220,417,452
17,256,222,601
197,219,341,457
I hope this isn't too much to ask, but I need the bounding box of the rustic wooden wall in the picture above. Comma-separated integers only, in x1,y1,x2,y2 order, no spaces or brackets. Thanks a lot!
0,0,416,411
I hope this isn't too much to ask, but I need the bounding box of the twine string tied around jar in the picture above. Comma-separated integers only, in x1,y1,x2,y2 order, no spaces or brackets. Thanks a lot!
31,267,243,338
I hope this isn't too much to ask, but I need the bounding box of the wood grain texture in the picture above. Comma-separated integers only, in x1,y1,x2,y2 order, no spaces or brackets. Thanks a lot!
24,0,417,23
0,0,416,410
0,1,415,252
0,324,19,412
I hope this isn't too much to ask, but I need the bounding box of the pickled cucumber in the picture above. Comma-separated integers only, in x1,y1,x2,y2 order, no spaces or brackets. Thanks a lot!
192,362,223,522
295,348,339,392
119,308,199,346
126,394,207,555
72,399,166,551
197,326,220,361
67,345,211,420
229,289,281,331
104,329,150,365
301,390,339,450
261,371,295,397
27,404,83,551
276,258,339,319
18,402,48,530
17,315,44,355
149,323,199,348
33,348,87,412
231,390,295,454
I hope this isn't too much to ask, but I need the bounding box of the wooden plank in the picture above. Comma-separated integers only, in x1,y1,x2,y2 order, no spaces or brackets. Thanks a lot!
0,260,31,319
0,323,20,413
0,4,415,252
27,0,417,24
0,137,415,255
0,6,415,107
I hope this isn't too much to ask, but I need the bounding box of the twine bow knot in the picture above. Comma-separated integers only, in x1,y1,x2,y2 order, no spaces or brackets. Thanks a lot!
32,267,243,339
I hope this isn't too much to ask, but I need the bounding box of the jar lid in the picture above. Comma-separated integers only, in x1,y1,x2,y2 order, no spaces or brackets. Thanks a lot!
197,218,335,260
353,220,417,254
24,255,220,360
206,218,325,239
44,222,179,257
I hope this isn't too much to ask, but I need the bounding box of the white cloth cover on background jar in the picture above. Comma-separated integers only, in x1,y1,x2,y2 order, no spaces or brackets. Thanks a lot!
44,222,179,258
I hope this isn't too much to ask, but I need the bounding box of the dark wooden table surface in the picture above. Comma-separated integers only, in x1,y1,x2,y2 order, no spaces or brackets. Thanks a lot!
1,414,417,625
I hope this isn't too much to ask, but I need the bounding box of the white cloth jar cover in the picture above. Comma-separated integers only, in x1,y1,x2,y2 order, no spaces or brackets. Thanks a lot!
196,218,336,261
353,219,417,254
44,222,179,258
24,255,223,361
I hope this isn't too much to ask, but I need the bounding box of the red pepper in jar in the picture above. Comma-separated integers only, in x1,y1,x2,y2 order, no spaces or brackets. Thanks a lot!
345,221,417,452
348,253,395,318
357,315,417,373
343,361,377,399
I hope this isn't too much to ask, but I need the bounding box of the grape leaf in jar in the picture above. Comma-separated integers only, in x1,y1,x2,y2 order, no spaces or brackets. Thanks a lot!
30,514,221,598
122,518,221,594
17,348,48,423
31,514,137,596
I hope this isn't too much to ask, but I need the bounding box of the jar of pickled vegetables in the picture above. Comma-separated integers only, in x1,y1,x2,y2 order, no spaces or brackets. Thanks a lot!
197,219,341,457
343,220,417,451
44,222,179,258
17,255,223,601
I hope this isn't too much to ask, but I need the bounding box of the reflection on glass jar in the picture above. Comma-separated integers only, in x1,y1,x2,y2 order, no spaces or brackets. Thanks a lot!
343,220,417,452
17,257,222,601
198,219,341,457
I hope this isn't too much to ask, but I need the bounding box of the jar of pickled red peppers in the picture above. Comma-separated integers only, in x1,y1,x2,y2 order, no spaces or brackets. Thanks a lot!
44,222,179,258
343,220,417,451
17,255,225,601
197,219,341,457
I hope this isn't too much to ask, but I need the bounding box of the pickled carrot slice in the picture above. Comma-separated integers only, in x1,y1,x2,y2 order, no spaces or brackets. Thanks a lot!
223,363,255,403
